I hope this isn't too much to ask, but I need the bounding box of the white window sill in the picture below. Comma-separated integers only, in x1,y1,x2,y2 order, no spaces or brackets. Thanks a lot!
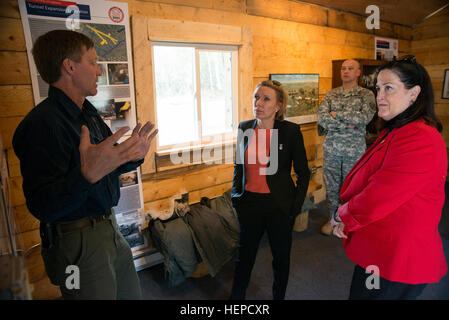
156,139,236,157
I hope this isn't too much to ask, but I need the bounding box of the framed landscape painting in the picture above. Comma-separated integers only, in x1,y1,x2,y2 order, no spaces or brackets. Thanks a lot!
269,74,319,124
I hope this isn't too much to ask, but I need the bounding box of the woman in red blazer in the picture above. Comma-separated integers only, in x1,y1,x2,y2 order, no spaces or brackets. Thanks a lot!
332,56,447,299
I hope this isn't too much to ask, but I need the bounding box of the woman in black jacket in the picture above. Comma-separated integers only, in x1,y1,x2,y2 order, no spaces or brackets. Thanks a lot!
230,80,310,300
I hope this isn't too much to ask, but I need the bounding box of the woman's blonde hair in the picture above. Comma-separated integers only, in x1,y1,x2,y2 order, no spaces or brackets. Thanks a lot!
255,80,288,121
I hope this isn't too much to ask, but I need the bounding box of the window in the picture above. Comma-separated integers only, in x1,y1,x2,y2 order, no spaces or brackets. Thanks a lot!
152,42,238,150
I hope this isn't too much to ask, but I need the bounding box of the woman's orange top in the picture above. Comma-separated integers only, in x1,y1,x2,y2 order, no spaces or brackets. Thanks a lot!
244,128,272,193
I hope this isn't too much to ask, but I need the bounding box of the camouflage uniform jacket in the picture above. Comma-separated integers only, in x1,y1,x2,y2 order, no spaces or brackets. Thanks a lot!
318,86,375,158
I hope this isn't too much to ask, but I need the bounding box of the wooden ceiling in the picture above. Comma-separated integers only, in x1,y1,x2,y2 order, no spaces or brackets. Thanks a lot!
293,0,449,26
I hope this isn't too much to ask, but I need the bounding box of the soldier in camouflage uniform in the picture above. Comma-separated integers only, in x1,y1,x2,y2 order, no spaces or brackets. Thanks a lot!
318,59,376,235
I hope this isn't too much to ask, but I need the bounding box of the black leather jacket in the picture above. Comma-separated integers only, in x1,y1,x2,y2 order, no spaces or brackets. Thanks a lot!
231,119,310,217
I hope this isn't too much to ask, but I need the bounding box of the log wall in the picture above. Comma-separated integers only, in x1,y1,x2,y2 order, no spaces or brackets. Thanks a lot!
411,7,449,157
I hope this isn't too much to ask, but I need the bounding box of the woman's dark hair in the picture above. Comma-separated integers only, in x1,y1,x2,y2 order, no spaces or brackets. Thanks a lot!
32,30,94,84
376,55,442,132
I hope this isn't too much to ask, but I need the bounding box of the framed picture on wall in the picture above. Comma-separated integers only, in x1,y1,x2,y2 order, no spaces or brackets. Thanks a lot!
269,74,319,124
443,69,449,99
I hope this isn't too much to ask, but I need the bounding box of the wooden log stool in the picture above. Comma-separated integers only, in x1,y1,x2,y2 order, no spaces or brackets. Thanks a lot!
293,211,309,232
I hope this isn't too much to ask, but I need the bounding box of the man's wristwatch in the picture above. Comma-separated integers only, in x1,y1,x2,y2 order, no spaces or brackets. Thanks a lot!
333,208,342,223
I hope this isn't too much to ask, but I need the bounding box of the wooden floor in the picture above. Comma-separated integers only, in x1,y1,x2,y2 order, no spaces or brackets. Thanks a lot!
137,201,449,300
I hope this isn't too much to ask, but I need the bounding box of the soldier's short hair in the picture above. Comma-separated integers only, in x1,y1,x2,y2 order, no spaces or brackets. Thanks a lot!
32,30,94,84
343,59,360,70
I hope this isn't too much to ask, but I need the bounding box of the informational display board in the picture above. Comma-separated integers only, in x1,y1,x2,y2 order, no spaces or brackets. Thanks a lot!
18,0,144,220
374,37,398,61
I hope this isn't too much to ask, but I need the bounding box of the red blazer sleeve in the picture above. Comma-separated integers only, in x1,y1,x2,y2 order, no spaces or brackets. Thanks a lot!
339,126,440,232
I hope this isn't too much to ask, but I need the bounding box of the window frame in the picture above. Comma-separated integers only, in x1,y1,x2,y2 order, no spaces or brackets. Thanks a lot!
151,41,239,152
131,17,253,175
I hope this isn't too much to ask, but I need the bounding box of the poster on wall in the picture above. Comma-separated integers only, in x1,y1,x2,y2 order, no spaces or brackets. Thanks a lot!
18,0,144,219
269,74,319,124
375,37,398,61
115,170,146,250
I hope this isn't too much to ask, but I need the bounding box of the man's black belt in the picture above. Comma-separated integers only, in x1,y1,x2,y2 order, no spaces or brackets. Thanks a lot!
40,210,112,249
44,209,112,234
57,210,112,233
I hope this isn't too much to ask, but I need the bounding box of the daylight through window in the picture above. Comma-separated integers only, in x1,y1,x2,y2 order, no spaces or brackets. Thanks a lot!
152,42,238,150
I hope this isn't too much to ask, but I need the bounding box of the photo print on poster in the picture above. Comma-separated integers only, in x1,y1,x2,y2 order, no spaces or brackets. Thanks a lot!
79,23,127,62
107,63,129,84
91,99,134,133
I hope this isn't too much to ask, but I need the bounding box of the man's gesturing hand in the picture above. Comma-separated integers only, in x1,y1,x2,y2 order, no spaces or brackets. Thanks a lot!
79,123,158,184
79,126,135,184
128,121,158,162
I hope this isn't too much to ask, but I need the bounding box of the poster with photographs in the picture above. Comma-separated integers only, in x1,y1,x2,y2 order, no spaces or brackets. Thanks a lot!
18,0,144,224
375,37,398,61
113,170,145,250
114,170,142,214
115,210,146,250
18,0,137,135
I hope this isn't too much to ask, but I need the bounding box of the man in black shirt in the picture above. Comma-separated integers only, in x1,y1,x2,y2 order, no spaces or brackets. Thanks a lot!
13,30,157,299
